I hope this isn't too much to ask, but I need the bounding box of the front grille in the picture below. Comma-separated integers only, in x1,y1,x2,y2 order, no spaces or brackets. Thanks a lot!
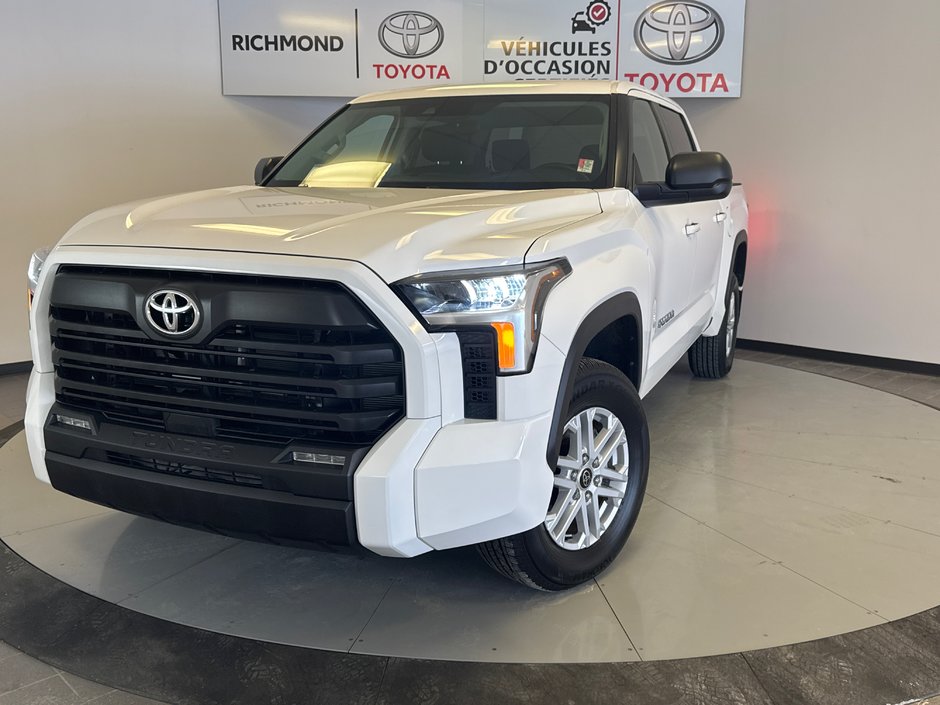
49,266,405,448
103,451,264,488
456,330,498,419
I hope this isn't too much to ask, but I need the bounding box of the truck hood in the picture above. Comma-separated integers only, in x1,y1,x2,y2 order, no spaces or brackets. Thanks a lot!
58,186,601,282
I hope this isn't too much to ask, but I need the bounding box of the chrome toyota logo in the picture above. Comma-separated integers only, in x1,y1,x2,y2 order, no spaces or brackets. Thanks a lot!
145,289,201,337
378,12,444,58
634,1,724,65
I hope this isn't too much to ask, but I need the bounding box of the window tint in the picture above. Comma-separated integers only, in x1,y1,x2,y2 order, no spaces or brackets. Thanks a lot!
341,114,396,159
656,107,696,155
269,96,611,190
630,100,669,184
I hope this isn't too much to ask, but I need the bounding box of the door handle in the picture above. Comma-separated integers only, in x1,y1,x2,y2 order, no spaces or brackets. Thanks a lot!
714,211,727,223
684,222,701,237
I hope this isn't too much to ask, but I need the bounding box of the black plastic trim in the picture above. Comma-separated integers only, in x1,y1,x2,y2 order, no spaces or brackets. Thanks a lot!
43,407,366,547
737,340,940,377
44,409,367,501
46,453,357,548
732,229,748,285
545,292,643,466
455,329,498,420
0,361,31,376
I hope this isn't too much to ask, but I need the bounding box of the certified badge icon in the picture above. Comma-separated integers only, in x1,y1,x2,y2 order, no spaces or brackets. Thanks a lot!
379,11,444,59
145,289,201,337
634,1,724,65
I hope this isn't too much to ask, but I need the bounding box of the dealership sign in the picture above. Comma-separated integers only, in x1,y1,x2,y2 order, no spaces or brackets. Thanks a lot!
219,0,746,98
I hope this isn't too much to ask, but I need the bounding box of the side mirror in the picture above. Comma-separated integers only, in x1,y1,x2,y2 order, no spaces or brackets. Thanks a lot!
665,151,732,201
254,156,284,186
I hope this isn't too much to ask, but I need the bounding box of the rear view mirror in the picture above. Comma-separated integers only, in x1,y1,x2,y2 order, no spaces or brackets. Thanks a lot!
254,156,284,186
666,152,732,200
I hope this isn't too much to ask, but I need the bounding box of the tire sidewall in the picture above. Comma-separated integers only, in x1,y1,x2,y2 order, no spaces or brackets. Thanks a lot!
522,363,649,588
721,272,742,373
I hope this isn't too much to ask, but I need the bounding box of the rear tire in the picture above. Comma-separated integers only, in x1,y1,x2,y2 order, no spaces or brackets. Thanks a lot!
688,272,741,379
478,358,649,591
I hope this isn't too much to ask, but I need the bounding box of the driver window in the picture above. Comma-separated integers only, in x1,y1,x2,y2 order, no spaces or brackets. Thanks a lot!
630,100,669,184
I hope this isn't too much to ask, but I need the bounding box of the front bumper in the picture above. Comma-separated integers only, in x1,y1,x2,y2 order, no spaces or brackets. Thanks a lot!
26,247,562,557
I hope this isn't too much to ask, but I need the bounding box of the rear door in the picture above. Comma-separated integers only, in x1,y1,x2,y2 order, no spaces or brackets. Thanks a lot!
654,104,726,308
627,98,699,333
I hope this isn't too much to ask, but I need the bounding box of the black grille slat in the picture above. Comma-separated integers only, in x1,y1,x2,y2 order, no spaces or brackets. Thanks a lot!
52,349,402,399
103,451,264,489
57,389,401,445
49,267,405,448
51,324,391,370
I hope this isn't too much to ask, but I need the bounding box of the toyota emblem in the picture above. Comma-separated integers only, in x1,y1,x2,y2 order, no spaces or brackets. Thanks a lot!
145,289,201,337
378,12,444,59
634,1,725,65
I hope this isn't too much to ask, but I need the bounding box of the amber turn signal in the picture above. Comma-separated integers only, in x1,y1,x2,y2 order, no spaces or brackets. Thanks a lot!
490,322,516,371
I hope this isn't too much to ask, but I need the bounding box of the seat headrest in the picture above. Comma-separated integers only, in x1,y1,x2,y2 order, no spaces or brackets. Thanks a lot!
420,123,480,165
579,144,600,162
491,139,530,172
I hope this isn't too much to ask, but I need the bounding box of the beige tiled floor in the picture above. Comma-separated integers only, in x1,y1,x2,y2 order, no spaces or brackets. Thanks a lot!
0,374,166,705
1,353,938,701
3,361,939,665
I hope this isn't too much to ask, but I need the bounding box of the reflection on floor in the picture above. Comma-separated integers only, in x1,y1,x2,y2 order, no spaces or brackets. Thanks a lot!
2,360,938,666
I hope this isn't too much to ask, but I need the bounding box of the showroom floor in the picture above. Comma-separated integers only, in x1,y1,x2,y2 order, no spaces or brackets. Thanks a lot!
1,352,939,705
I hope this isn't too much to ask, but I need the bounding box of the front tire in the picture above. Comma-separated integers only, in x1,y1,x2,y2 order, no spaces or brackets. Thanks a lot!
478,358,649,591
688,272,742,379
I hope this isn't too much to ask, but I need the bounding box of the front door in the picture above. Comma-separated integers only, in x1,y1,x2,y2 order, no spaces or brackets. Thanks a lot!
628,99,698,334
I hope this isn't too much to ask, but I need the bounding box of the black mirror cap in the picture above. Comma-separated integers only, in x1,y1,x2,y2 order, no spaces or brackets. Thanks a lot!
666,151,733,200
254,156,284,186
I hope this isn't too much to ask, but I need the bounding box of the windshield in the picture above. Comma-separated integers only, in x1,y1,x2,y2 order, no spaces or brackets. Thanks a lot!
267,95,612,191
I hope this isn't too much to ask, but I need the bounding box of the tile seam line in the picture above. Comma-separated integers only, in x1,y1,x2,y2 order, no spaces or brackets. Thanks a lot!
347,580,397,655
653,460,940,541
740,650,785,705
57,670,80,698
680,440,934,480
646,494,890,622
115,541,243,606
594,577,644,661
0,672,62,699
748,359,940,413
0,511,113,542
367,657,392,705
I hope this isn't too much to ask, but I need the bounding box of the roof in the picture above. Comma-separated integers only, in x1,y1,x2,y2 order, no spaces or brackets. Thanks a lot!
350,80,683,111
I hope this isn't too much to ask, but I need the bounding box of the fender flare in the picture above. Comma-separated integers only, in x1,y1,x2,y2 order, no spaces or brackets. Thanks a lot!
545,291,643,466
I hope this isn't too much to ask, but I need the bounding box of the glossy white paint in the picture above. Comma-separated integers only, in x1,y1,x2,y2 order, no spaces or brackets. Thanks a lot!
26,83,746,555
352,80,686,106
57,187,602,283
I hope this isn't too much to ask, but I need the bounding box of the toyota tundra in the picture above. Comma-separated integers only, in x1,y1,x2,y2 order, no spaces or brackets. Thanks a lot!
25,81,748,590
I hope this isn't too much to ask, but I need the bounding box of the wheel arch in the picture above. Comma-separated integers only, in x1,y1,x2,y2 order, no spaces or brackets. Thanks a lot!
732,230,748,286
545,292,643,466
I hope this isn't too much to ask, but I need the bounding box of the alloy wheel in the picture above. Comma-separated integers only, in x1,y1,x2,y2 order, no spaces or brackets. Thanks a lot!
545,407,630,550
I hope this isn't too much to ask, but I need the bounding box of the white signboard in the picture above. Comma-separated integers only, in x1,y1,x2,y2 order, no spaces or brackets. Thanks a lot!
619,0,746,97
219,0,745,98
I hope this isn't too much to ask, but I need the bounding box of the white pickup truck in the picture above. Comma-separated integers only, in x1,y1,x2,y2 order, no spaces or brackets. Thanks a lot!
25,81,747,590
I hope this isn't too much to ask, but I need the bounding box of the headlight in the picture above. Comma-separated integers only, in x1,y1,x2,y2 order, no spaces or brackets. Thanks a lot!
27,246,52,308
395,259,571,374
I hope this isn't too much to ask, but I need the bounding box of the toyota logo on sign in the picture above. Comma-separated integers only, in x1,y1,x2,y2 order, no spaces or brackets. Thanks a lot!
634,1,724,65
379,11,444,58
145,289,201,337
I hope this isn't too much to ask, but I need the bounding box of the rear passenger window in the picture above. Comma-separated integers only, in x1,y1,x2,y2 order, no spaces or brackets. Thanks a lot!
630,100,669,184
656,107,696,155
